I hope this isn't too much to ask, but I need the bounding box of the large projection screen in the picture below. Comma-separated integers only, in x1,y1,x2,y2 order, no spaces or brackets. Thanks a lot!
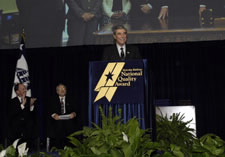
0,0,225,49
156,106,197,136
0,0,18,14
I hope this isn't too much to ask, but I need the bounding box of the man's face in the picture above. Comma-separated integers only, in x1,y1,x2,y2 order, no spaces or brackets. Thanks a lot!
56,85,67,97
16,84,27,97
113,28,127,46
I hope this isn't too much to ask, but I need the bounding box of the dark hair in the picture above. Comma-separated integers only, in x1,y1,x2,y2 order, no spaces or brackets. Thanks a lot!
56,83,67,91
112,25,127,35
14,83,21,92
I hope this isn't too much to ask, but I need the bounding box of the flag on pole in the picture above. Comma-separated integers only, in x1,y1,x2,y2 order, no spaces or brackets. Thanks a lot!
11,34,31,98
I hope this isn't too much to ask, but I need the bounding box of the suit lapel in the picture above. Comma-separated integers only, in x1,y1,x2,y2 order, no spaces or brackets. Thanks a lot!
113,45,120,60
56,97,61,112
65,97,69,107
126,45,131,59
15,97,22,110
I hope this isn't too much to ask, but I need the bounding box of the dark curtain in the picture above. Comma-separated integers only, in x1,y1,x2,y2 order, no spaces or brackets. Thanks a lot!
1,40,225,147
140,41,225,138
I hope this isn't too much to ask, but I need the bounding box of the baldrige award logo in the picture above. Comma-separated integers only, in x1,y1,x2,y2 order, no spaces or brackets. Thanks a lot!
94,62,143,103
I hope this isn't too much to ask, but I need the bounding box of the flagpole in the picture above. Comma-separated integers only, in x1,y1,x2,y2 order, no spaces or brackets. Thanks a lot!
11,31,31,98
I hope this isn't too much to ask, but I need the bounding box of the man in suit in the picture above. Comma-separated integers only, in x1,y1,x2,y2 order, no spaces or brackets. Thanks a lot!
159,0,217,29
40,0,66,47
66,0,102,45
129,0,167,29
102,0,131,25
48,84,76,149
156,0,224,20
199,0,225,18
102,25,141,60
16,0,65,48
165,0,200,29
8,83,38,149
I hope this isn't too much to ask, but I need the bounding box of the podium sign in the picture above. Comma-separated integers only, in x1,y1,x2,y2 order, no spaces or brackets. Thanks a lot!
89,60,148,128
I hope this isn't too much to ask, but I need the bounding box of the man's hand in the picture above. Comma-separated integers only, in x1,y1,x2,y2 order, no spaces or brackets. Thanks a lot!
21,97,27,105
159,19,168,29
52,114,60,120
141,4,151,14
158,7,168,19
70,112,76,119
199,6,206,17
30,98,37,106
111,12,126,19
82,13,95,22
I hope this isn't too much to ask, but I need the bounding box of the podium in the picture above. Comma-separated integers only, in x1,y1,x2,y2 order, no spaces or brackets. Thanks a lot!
89,59,149,129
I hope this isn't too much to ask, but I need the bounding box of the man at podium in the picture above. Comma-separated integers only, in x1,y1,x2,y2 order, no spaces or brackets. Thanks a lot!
92,27,147,128
102,25,142,60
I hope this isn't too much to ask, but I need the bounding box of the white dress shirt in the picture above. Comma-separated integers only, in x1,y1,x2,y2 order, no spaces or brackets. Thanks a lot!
59,96,66,114
116,43,126,58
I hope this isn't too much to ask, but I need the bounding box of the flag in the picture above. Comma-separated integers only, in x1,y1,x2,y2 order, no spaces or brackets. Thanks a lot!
11,35,31,98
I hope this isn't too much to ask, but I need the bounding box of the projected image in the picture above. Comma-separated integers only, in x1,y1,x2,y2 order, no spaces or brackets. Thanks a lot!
0,0,225,49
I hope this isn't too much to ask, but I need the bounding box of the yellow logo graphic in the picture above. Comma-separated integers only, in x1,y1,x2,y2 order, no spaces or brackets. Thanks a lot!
94,62,125,102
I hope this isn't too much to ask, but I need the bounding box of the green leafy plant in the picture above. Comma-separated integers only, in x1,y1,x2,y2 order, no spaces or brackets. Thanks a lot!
54,106,155,157
0,139,50,157
2,108,225,157
53,107,225,157
0,139,27,157
0,145,4,153
192,133,225,157
156,111,197,157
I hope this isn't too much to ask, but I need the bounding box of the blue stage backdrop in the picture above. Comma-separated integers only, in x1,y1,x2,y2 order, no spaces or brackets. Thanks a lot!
89,59,149,129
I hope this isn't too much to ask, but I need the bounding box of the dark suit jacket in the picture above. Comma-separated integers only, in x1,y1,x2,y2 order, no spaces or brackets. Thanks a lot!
66,0,102,20
200,0,225,17
66,0,102,45
168,0,199,16
48,95,76,138
8,97,38,141
16,0,65,47
129,0,164,29
102,44,142,61
167,0,200,28
130,0,166,19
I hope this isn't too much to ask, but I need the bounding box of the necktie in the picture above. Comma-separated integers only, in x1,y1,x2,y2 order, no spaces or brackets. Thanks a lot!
60,98,64,114
112,0,123,12
120,47,125,59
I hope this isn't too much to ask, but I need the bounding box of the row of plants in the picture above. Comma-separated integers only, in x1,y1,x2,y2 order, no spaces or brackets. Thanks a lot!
0,139,30,157
53,107,225,157
1,107,225,157
0,139,50,157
